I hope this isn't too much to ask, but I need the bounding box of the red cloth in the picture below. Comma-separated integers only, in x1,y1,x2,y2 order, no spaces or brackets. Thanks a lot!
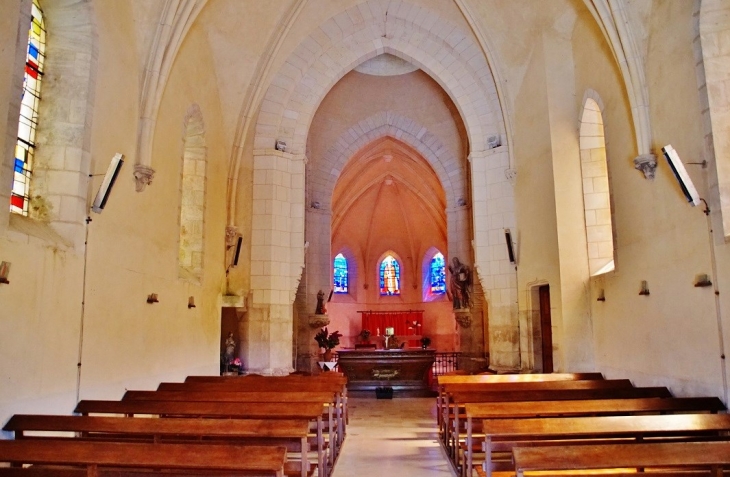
361,311,424,337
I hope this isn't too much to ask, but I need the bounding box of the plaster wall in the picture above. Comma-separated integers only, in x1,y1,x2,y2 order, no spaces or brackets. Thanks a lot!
586,0,728,400
76,17,229,397
511,37,560,371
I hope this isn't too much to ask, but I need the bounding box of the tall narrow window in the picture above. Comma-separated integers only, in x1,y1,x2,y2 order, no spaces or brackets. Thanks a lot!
429,252,446,294
379,255,400,296
11,0,46,215
580,95,615,275
178,105,206,282
333,253,348,293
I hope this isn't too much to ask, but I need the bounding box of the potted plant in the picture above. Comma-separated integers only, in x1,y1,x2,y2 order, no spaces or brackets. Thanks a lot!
420,336,432,349
314,327,342,362
359,329,371,344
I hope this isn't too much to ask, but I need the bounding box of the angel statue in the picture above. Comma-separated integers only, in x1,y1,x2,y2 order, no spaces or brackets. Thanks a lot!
448,257,472,309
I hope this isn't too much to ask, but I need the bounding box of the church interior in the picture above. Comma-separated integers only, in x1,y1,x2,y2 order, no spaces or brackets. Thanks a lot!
2,0,730,472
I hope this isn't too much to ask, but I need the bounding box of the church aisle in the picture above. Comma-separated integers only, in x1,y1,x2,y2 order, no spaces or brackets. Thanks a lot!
331,397,455,476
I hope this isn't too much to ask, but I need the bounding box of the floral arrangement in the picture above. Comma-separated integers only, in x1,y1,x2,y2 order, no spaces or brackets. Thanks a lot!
314,327,342,350
359,329,371,342
420,336,432,348
232,358,242,367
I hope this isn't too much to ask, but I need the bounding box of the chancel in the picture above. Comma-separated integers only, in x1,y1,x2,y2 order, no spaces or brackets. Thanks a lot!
2,0,730,475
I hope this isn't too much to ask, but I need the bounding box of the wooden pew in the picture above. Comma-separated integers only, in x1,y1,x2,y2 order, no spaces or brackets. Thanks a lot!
0,439,287,476
441,380,666,460
158,379,348,448
4,415,311,477
511,441,730,477
74,400,328,477
122,389,338,473
208,374,350,426
480,413,730,477
462,396,726,477
123,390,335,403
436,372,604,427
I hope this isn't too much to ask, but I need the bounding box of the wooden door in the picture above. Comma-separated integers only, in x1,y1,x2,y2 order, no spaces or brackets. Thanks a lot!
539,285,553,373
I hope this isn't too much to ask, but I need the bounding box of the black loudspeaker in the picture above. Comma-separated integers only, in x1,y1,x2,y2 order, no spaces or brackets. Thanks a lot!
504,228,515,264
662,145,700,206
91,153,124,213
232,236,243,267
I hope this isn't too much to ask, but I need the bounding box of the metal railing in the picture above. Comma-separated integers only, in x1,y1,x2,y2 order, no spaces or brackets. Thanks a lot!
432,352,461,376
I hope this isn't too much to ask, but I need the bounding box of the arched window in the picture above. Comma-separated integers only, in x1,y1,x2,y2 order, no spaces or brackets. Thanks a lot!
580,94,615,275
379,255,400,295
178,105,206,282
333,253,348,293
11,0,46,215
429,252,446,294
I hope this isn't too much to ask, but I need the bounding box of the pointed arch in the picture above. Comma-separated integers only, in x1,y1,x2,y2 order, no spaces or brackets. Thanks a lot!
333,252,348,294
1,0,98,248
579,91,615,275
379,254,401,296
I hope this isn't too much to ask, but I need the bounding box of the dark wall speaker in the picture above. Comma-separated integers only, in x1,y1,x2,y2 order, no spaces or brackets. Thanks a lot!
505,228,515,264
232,236,243,267
662,145,700,206
91,153,124,213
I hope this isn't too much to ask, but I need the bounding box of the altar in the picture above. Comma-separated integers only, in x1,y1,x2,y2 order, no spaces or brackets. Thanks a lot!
336,349,436,397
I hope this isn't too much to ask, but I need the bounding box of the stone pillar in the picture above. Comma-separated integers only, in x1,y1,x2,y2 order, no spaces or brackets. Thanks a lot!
469,149,519,371
296,193,332,373
245,149,305,375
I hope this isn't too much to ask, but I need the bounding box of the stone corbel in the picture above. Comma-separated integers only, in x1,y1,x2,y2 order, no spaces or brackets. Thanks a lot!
454,310,472,328
225,225,240,248
309,314,330,329
505,168,517,184
634,154,657,180
133,164,156,192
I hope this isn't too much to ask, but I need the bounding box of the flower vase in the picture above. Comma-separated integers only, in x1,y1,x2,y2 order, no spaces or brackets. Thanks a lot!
323,349,333,362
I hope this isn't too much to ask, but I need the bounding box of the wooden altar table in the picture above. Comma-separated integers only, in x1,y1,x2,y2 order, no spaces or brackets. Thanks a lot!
336,349,435,398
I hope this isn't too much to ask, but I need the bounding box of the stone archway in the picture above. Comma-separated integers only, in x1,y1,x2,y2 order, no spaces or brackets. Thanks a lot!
245,0,517,374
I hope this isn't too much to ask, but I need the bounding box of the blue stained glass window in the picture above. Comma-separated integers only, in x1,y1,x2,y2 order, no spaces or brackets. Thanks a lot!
379,255,401,296
430,252,446,294
333,253,348,294
11,0,45,216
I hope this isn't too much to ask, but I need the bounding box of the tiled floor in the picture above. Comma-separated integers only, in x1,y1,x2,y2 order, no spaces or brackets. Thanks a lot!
331,397,455,476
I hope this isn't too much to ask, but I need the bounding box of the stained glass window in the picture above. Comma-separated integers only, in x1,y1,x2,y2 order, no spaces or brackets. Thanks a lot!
333,253,348,293
11,0,46,215
430,252,446,294
379,255,400,295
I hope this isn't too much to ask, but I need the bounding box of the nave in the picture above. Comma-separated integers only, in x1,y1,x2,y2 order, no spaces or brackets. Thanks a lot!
332,398,452,477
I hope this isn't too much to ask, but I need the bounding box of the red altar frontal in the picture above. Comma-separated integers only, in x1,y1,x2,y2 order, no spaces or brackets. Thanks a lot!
359,310,424,338
336,349,436,398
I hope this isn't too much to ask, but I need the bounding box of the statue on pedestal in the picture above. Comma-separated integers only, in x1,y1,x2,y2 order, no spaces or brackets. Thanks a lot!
315,289,326,315
448,257,472,309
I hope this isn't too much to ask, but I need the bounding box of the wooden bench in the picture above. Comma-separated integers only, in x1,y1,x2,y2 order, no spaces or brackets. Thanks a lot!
158,379,348,448
436,372,604,427
202,374,349,425
122,389,339,472
3,414,312,477
480,413,730,477
511,441,730,477
441,381,668,461
0,439,287,476
462,396,726,477
74,400,328,477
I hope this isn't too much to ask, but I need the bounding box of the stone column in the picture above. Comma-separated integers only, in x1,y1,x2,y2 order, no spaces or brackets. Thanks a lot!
244,149,305,375
469,149,519,371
